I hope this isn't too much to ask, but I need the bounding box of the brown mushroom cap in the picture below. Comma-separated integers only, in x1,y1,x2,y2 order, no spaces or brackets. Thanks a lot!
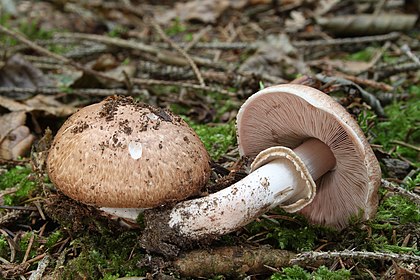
47,96,211,208
236,84,381,229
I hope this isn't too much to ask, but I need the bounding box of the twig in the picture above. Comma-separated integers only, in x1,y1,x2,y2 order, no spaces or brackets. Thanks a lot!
0,25,233,96
391,140,420,152
376,62,420,80
184,25,212,51
28,254,50,280
149,17,205,86
316,74,385,116
400,44,420,66
22,232,34,263
0,158,29,166
293,32,401,48
291,250,420,264
0,206,37,211
154,32,401,50
334,73,393,91
54,32,223,69
0,24,122,84
381,179,420,205
0,87,147,96
374,0,387,15
26,253,47,264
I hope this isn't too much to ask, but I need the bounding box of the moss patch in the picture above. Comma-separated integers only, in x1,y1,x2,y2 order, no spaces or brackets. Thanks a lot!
271,265,351,280
0,165,36,205
372,98,420,163
191,122,236,160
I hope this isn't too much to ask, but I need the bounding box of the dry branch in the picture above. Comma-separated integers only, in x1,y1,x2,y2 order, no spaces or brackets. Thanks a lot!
149,17,205,86
381,179,420,205
292,250,420,264
316,74,385,116
0,25,234,96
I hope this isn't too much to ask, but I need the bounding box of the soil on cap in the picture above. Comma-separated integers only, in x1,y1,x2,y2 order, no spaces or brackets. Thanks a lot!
98,96,182,125
71,120,89,134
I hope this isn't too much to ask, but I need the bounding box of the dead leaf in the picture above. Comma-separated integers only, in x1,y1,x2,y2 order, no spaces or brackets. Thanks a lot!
155,0,231,24
23,95,77,117
285,11,307,33
92,54,119,71
0,96,32,112
0,111,35,160
0,55,51,99
0,95,77,117
239,34,308,77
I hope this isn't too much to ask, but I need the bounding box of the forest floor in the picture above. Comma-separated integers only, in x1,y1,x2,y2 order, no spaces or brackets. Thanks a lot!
0,0,419,279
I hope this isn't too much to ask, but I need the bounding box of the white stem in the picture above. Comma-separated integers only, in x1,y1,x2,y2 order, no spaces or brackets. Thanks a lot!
100,207,145,221
169,154,305,238
168,139,336,239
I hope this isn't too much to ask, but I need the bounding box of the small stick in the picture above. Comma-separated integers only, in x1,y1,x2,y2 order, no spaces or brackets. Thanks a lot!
376,62,420,80
291,250,420,264
0,87,147,96
184,25,212,51
294,32,400,48
390,140,420,152
22,232,35,263
334,73,393,91
316,74,385,116
28,254,50,280
400,44,420,66
154,32,400,50
381,179,420,205
149,17,205,86
0,25,233,96
26,253,47,264
55,32,221,69
0,24,122,84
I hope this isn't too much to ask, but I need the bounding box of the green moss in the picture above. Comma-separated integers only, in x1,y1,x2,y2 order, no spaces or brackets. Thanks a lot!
357,109,376,135
165,18,187,36
18,232,39,261
372,99,420,163
45,230,63,249
246,209,336,252
107,25,127,38
18,18,53,40
189,121,236,160
374,195,420,225
60,231,145,280
405,172,420,191
271,265,351,280
0,166,36,205
346,47,377,61
0,235,8,259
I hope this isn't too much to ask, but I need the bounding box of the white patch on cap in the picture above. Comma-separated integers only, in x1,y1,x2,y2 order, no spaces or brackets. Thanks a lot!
146,113,159,121
128,141,143,159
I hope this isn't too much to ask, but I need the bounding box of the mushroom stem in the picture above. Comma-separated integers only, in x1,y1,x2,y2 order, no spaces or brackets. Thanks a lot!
294,138,336,181
168,138,336,239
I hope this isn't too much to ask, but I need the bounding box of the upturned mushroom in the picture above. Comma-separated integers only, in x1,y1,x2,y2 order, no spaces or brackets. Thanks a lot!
47,96,211,219
159,84,381,240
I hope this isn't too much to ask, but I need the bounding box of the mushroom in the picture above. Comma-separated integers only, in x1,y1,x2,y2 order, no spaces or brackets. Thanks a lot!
47,96,211,219
160,84,381,239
